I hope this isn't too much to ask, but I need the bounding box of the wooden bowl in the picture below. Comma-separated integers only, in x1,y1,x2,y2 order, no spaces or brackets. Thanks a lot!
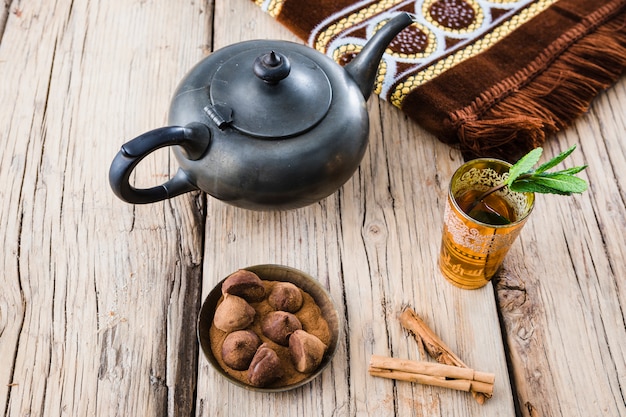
197,264,341,392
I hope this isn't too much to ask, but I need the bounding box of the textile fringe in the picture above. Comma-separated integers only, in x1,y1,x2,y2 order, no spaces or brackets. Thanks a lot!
451,4,626,161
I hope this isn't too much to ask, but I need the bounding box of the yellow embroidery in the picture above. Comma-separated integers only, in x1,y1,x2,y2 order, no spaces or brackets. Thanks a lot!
258,0,286,17
257,0,559,107
389,0,558,107
315,0,406,52
332,21,436,61
422,0,484,34
375,19,436,59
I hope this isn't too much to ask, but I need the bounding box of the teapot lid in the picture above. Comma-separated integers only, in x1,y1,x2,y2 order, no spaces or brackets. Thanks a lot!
209,49,332,139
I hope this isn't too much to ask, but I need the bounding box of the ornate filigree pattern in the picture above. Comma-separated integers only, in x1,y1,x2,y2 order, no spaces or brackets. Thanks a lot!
452,167,529,220
443,201,519,253
439,162,534,288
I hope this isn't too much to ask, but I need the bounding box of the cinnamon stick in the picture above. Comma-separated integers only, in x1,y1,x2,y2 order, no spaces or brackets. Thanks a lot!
399,308,466,367
369,368,472,393
399,307,493,403
369,355,495,385
369,368,494,395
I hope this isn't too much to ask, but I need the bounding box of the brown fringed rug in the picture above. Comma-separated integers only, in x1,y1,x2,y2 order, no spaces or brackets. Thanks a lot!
250,0,626,160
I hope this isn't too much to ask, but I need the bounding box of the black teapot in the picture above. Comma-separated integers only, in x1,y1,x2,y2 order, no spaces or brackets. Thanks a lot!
109,13,414,210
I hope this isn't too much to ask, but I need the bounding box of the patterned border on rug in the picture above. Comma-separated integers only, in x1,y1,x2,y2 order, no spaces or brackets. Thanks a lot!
253,0,626,160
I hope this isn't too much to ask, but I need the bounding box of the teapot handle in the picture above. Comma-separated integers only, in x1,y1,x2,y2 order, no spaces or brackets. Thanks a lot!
109,123,210,204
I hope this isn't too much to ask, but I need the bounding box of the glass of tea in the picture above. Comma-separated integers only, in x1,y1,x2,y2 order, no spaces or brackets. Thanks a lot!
439,158,535,289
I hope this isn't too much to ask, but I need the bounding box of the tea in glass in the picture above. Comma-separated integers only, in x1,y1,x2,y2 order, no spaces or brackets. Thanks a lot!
439,159,534,289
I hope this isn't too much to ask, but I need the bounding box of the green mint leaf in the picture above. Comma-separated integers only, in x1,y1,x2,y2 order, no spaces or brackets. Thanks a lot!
535,145,577,174
555,165,588,176
508,178,562,194
468,144,588,216
529,173,588,194
507,147,543,186
507,145,588,195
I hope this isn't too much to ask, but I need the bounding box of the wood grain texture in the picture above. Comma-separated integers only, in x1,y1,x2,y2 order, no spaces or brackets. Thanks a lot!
0,0,208,416
494,80,626,417
0,0,624,416
194,2,514,416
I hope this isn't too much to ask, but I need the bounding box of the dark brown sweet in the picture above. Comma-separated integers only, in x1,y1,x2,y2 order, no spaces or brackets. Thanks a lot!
261,311,302,346
221,269,266,302
213,294,255,333
289,329,327,373
268,282,304,313
247,344,284,387
221,330,262,371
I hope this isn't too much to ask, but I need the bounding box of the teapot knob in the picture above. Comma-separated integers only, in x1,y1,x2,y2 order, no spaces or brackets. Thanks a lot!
253,51,291,84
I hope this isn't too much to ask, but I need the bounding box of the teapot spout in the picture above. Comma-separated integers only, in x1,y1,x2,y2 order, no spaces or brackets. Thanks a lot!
344,12,414,100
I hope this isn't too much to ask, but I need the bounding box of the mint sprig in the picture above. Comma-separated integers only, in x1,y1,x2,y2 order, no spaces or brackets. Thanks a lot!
505,145,588,195
466,145,588,216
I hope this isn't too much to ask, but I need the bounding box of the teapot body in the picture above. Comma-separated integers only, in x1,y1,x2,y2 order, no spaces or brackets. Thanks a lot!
108,13,415,210
169,40,369,210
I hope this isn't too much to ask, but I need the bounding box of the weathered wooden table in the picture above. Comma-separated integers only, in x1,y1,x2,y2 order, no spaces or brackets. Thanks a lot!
1,1,624,416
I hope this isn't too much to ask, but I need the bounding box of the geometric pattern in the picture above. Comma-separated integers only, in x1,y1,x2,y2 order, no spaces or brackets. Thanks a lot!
255,0,557,107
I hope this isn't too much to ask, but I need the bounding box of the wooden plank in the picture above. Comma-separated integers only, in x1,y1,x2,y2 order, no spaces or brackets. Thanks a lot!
0,0,208,415
196,1,516,415
495,81,626,417
0,3,9,40
2,0,623,416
